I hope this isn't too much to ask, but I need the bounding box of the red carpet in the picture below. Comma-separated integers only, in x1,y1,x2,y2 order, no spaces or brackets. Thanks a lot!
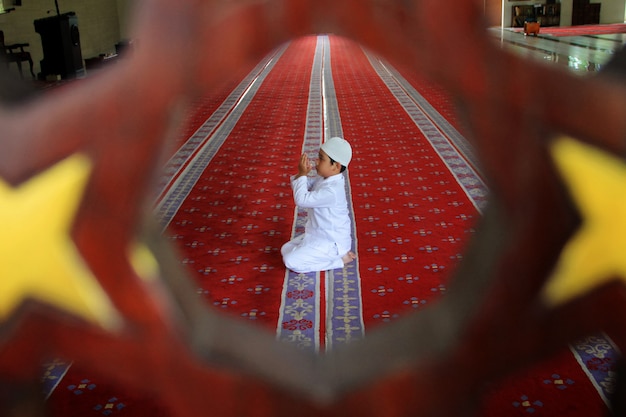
47,367,173,416
329,35,478,329
512,23,626,37
158,37,317,332
479,347,610,416
45,34,617,416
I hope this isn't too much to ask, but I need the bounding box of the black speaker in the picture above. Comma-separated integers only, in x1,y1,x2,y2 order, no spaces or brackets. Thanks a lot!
34,12,84,79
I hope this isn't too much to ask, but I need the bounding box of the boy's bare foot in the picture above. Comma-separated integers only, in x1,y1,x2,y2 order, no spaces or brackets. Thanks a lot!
342,251,357,265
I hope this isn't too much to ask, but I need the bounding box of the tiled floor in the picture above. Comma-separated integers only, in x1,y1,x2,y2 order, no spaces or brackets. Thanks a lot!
488,26,626,75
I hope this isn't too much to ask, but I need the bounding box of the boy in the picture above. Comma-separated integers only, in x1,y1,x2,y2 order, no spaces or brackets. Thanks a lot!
281,137,357,273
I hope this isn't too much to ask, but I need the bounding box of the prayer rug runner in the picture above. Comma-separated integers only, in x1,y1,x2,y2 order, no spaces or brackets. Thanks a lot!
158,36,318,333
171,66,255,153
44,34,617,416
276,36,340,351
327,35,485,331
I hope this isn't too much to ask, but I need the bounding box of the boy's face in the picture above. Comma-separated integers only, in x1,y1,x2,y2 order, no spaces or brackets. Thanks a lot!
316,149,341,178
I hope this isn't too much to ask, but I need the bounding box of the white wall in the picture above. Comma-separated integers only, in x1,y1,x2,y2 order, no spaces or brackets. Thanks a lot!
116,0,135,40
599,0,626,22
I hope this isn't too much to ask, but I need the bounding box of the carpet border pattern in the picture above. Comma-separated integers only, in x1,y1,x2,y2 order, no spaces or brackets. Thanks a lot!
276,37,324,351
323,36,365,350
363,49,489,213
154,44,289,229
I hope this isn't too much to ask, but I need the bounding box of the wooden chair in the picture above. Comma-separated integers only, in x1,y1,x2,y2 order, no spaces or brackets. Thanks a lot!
0,30,34,79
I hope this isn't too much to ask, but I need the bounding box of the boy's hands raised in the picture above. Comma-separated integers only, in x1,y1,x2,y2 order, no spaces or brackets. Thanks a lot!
295,153,312,178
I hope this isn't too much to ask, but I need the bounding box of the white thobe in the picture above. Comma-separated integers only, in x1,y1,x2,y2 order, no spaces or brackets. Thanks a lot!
281,173,352,273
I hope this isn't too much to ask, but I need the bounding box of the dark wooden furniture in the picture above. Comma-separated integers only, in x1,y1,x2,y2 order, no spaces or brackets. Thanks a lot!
572,0,601,25
34,12,84,80
0,30,34,78
512,3,560,28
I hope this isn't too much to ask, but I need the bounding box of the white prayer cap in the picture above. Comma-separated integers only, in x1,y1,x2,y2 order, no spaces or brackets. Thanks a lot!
321,137,352,167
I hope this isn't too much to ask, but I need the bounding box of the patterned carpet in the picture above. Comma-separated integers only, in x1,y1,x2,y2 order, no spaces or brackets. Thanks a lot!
44,34,619,416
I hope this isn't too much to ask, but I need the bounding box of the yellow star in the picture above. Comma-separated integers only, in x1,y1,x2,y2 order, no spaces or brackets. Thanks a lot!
543,136,626,306
129,241,160,283
0,155,121,329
